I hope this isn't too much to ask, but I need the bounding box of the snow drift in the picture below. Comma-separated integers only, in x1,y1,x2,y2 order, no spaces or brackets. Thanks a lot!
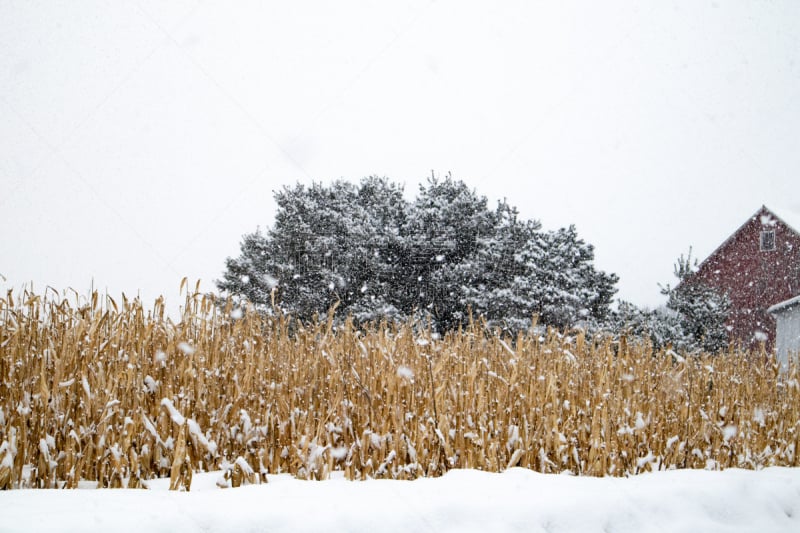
3,467,799,533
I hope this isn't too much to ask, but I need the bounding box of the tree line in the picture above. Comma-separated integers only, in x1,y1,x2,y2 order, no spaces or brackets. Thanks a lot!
218,176,729,352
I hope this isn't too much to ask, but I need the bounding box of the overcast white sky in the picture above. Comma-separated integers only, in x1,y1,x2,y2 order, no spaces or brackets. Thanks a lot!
2,0,799,313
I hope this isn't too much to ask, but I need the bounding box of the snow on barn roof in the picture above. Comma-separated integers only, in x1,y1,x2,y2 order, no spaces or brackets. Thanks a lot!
695,205,800,270
768,294,800,315
771,204,800,235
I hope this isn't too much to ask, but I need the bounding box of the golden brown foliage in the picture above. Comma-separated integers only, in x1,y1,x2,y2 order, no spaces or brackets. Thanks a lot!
0,287,798,489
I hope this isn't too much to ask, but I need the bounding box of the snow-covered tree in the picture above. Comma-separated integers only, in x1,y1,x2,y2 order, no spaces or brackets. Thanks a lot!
525,225,618,329
609,301,690,351
403,176,499,330
458,202,541,333
218,176,619,333
218,177,407,320
660,251,731,353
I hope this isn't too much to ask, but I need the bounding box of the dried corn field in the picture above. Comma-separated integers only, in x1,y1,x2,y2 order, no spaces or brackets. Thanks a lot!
1,287,799,490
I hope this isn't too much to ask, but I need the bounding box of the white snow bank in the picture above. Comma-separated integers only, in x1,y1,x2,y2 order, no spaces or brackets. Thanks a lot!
3,468,799,533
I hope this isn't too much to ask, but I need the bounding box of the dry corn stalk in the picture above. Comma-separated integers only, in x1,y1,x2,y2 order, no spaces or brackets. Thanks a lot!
0,287,798,490
169,423,192,491
229,456,257,488
0,440,13,490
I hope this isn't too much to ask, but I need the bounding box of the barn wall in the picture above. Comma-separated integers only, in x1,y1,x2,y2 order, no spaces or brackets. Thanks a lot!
690,208,800,349
774,305,800,370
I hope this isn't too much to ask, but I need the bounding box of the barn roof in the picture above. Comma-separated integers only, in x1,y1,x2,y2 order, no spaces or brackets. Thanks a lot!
697,205,800,269
771,205,800,235
768,294,800,315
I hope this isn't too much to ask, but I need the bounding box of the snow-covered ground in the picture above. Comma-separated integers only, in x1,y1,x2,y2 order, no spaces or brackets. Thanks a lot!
3,468,799,533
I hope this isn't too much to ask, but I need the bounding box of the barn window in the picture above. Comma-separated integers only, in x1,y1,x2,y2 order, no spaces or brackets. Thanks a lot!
760,230,776,251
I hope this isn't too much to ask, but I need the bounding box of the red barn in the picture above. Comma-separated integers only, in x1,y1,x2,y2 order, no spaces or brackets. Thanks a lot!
688,206,800,350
